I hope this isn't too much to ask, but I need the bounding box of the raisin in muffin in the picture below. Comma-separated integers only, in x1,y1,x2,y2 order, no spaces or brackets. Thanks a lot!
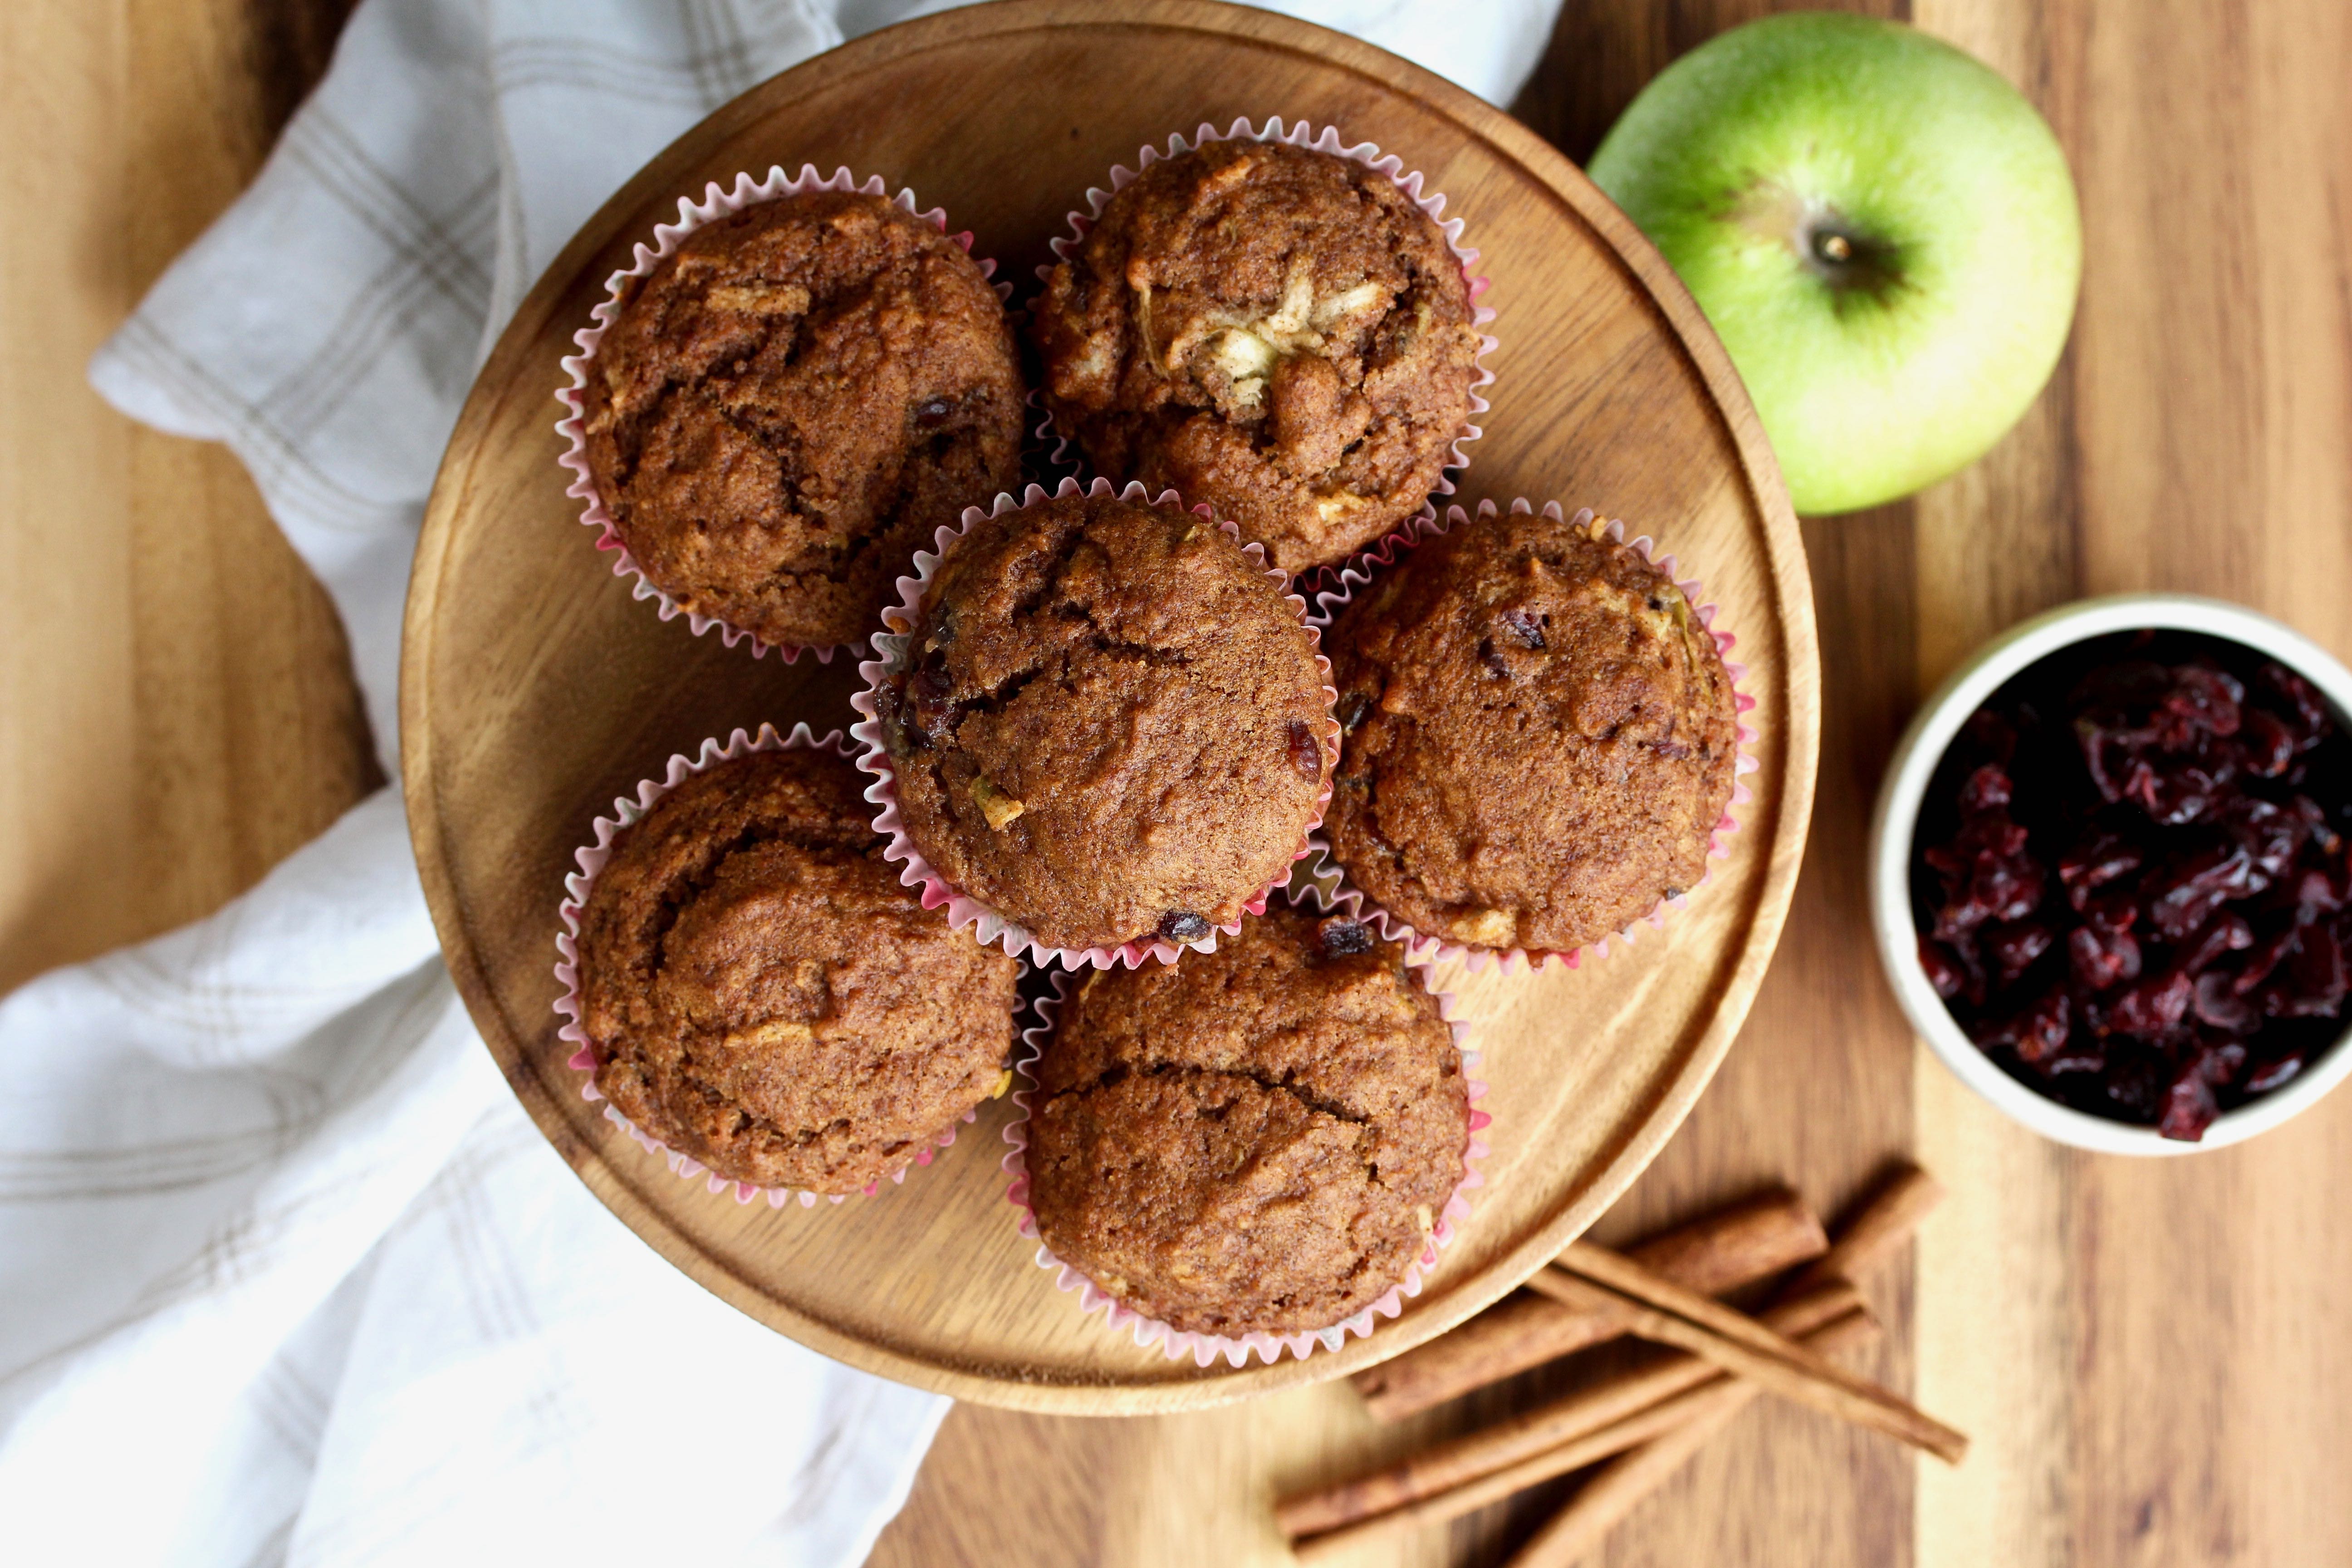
1025,902,1468,1338
872,488,1332,955
573,745,1021,1192
578,189,1023,648
1031,140,1480,576
1322,505,1740,954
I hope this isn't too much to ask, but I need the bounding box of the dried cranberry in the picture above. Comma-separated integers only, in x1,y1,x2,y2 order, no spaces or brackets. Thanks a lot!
1285,720,1324,783
2262,662,2331,746
1157,911,1211,943
1497,606,1547,650
2234,924,2302,995
2158,1058,2221,1141
2174,911,2254,977
2241,709,2298,776
2246,1052,2307,1093
1978,985,2070,1064
2191,971,2255,1032
2156,661,2243,742
2107,970,2192,1040
2216,795,2309,880
2068,923,2142,992
2268,924,2347,1018
2059,833,2143,910
911,395,956,429
1920,936,1970,1000
906,659,958,746
1984,920,2056,989
1318,917,1374,957
2082,892,2140,935
2281,863,2351,917
1960,764,2014,814
2131,763,2223,826
2141,845,2255,942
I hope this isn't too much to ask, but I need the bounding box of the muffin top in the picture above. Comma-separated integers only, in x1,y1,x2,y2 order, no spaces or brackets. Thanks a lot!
1323,507,1740,953
1030,140,1480,577
574,745,1021,1193
875,490,1332,954
578,189,1023,649
1025,902,1468,1338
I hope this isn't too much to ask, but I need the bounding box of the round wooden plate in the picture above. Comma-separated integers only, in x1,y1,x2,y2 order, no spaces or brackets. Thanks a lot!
402,0,1818,1412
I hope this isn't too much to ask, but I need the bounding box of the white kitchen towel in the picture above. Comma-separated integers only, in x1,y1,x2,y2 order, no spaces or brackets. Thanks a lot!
5,3,1563,1566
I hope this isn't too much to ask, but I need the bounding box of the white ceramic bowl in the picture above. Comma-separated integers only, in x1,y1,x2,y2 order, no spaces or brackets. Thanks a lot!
1870,593,2352,1154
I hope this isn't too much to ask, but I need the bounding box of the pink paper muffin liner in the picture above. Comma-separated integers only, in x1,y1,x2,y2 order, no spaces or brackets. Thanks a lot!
554,165,1013,663
1000,890,1490,1367
1304,498,1761,975
1030,116,1498,586
847,475,1342,972
552,721,990,1209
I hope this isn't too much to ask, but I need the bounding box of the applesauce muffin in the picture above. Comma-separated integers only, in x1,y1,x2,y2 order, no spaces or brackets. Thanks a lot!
1323,505,1740,953
1031,139,1481,576
572,745,1021,1193
577,189,1024,649
1025,901,1468,1338
870,487,1333,956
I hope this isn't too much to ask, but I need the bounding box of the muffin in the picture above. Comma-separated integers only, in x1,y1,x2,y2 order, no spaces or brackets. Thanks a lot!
1024,902,1469,1338
1031,138,1481,576
577,188,1024,649
1323,504,1740,953
572,744,1022,1193
871,486,1333,955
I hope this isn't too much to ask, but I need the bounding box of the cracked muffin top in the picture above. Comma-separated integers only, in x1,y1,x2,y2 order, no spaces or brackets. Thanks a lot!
1025,901,1467,1337
577,189,1024,649
1030,140,1481,577
873,490,1333,954
573,745,1021,1193
1323,506,1741,955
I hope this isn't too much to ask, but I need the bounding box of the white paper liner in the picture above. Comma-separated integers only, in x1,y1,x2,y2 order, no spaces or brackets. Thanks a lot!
846,475,1342,971
1000,890,1490,1367
1029,117,1498,584
1304,498,1762,974
552,721,989,1209
554,165,1013,662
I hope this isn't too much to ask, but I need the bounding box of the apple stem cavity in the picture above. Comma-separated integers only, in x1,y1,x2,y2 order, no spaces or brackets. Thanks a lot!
1733,179,1906,307
1795,211,1904,304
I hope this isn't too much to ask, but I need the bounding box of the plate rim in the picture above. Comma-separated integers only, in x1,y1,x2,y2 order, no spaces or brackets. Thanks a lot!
400,0,1820,1412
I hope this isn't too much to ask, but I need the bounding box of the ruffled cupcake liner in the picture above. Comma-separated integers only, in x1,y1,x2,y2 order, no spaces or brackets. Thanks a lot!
552,721,984,1209
1304,498,1761,975
847,475,1341,972
554,165,1013,662
1000,887,1490,1367
1030,116,1498,586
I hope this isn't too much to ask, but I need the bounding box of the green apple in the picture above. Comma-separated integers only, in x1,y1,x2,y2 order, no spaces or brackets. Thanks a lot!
1588,13,2080,515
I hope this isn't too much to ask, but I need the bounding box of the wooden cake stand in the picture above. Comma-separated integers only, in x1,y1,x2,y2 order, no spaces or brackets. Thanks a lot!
402,0,1818,1412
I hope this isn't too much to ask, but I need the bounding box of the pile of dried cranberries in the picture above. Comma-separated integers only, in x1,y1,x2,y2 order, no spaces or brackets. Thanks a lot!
1912,630,2351,1140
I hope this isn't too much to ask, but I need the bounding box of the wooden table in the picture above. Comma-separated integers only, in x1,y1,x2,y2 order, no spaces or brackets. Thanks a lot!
7,1,2347,1563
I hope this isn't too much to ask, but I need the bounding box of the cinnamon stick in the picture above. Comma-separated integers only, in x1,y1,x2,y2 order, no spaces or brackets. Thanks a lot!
1505,1162,1949,1565
1289,1307,1879,1563
1352,1189,1828,1421
1786,1165,1945,1297
1276,1280,1862,1541
1539,1244,1968,1464
1502,1314,1875,1568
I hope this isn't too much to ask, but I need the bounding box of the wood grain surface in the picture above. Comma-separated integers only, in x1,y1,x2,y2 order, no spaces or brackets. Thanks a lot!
9,0,2351,1563
400,0,1817,1413
0,0,377,1000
